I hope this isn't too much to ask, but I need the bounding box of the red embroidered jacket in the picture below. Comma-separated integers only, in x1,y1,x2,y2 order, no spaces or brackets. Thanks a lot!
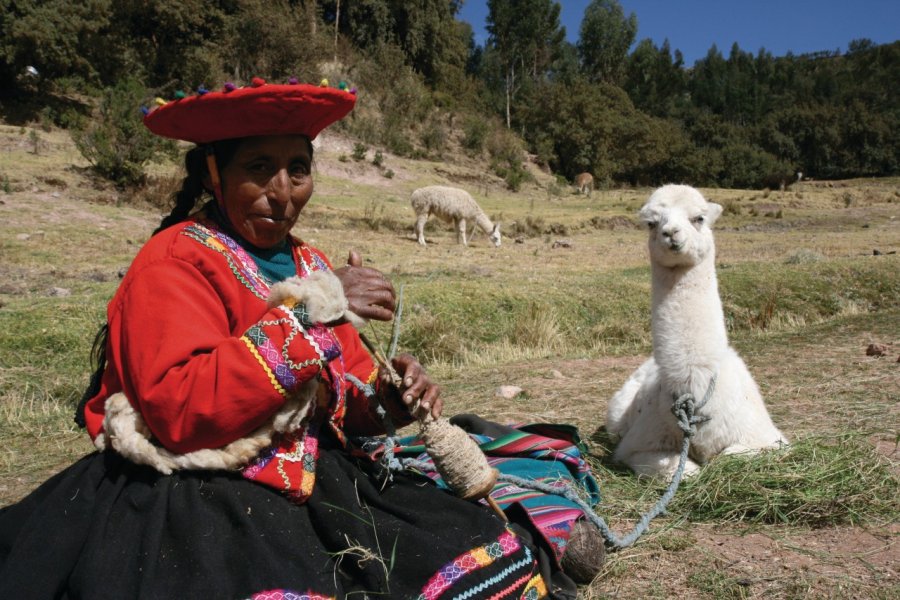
83,216,389,454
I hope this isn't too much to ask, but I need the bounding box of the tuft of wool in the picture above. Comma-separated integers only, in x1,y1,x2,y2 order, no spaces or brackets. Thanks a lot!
98,380,318,474
268,270,365,329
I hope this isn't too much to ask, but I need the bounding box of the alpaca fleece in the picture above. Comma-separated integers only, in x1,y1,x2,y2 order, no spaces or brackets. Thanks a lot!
411,185,501,247
606,185,788,478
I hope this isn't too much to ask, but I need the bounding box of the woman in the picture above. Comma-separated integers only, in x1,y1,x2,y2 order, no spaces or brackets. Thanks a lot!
0,80,560,599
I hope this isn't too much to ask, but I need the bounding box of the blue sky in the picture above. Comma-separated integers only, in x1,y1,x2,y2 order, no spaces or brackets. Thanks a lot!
457,0,900,65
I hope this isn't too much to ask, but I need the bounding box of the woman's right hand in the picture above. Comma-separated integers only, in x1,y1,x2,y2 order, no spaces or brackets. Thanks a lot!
333,250,396,322
380,353,443,421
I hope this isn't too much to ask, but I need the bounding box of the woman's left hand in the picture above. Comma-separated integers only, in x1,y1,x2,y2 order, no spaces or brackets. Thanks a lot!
333,250,396,322
382,353,442,420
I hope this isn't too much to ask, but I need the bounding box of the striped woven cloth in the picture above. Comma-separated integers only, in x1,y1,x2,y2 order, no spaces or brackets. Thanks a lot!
392,417,601,565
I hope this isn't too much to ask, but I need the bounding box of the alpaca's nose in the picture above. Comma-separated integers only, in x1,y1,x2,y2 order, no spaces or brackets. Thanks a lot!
662,225,680,238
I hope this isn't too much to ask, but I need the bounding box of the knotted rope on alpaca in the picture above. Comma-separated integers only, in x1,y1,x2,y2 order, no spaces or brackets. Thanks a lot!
671,375,714,440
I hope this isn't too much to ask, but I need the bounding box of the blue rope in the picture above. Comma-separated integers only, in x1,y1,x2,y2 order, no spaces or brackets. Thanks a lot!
500,374,715,550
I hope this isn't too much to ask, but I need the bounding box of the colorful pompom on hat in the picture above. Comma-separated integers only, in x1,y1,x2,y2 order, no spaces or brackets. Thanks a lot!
143,79,357,144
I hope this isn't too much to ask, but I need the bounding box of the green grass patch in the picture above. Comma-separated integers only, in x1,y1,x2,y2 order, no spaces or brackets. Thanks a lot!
669,434,900,526
687,570,752,599
720,259,899,331
0,296,104,405
582,429,898,539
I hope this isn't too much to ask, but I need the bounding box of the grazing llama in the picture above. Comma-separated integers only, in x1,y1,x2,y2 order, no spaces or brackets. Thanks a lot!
606,185,788,478
411,186,501,247
575,172,594,196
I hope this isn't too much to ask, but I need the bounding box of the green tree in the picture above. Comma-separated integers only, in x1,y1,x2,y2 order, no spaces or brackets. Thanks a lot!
220,0,325,84
520,76,691,185
623,38,686,117
486,0,565,127
577,0,637,85
110,0,232,90
325,0,469,88
0,0,113,93
72,77,174,187
690,44,728,115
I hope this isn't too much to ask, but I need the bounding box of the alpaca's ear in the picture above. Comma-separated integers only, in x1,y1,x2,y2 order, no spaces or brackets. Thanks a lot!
707,203,723,225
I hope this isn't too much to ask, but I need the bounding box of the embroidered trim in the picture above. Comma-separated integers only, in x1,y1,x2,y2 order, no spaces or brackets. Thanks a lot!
247,590,335,600
182,222,269,299
521,575,548,599
448,546,535,600
416,530,535,600
483,573,532,599
241,335,289,397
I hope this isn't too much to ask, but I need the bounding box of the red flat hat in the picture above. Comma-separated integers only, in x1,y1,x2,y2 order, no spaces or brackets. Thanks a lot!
143,80,356,144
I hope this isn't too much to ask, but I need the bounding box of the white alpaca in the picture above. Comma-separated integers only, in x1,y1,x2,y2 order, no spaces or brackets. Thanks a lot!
411,186,501,247
606,185,787,478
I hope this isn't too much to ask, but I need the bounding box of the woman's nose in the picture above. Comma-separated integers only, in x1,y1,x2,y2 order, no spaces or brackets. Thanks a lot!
266,169,291,204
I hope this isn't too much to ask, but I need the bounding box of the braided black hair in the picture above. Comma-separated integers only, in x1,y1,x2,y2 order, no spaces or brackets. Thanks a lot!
154,139,242,235
153,146,207,234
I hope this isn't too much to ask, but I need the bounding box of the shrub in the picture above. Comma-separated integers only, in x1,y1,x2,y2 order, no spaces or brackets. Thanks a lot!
501,163,530,192
72,77,173,187
352,143,367,161
721,198,742,215
420,116,447,156
487,127,531,191
461,115,489,153
28,130,41,155
372,150,384,167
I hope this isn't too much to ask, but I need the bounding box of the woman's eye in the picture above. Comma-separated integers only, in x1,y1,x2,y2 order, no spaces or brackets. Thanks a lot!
290,163,310,177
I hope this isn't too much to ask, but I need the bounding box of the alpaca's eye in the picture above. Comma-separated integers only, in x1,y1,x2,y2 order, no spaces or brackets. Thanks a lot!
647,221,658,230
691,215,705,225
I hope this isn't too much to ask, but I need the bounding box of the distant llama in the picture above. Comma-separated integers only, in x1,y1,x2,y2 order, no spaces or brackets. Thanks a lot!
575,172,594,196
606,185,788,478
411,186,501,247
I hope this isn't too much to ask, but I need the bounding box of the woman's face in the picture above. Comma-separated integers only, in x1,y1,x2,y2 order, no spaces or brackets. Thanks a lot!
216,135,313,248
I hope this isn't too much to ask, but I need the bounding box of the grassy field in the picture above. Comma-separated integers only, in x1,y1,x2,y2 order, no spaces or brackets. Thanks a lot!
1,123,898,598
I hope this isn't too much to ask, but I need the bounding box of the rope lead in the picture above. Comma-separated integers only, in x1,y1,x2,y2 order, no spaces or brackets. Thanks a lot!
386,374,717,551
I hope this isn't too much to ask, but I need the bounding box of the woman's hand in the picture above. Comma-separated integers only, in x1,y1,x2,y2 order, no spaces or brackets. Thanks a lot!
333,250,395,322
381,353,442,420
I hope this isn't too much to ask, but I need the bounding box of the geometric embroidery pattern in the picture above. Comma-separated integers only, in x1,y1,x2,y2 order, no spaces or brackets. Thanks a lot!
182,222,270,300
247,590,335,600
415,529,542,600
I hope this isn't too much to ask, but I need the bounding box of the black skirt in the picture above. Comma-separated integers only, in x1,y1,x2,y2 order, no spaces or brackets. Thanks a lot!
0,441,567,599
